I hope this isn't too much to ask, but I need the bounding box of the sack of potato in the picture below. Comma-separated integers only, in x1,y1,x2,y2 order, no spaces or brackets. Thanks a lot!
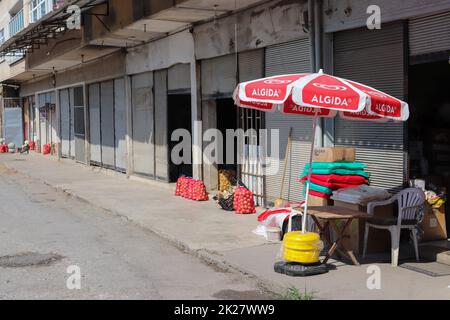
175,176,186,196
219,169,236,192
190,179,209,201
233,186,256,214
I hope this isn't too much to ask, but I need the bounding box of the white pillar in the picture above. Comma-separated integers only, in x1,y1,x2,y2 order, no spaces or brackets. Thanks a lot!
125,75,133,177
190,60,203,180
54,89,61,160
83,84,90,164
34,92,40,152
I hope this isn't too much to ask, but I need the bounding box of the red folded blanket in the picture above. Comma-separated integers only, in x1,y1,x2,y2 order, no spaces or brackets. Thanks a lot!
300,176,365,190
301,174,368,185
307,189,331,199
257,208,291,222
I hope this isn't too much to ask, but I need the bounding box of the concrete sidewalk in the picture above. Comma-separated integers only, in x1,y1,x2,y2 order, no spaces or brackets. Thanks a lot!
2,153,450,300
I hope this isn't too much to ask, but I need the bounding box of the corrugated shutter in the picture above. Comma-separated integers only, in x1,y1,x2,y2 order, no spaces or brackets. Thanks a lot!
73,86,86,163
100,81,115,168
132,72,155,177
3,107,23,148
201,54,236,98
168,63,190,94
48,92,56,145
239,49,264,82
114,78,127,171
265,38,311,76
59,89,71,158
265,38,312,203
88,83,101,164
409,11,450,56
334,22,406,192
154,69,169,181
50,107,57,145
68,90,75,157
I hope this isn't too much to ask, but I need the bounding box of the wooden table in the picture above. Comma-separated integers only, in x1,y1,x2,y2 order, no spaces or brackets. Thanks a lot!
294,206,372,266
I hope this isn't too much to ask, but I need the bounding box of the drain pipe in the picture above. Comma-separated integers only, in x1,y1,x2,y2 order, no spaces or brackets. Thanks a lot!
308,0,316,73
314,0,323,72
314,0,324,148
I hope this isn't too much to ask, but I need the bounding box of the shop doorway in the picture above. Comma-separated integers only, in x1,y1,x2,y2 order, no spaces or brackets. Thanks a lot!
216,98,238,173
60,86,85,162
408,60,450,235
38,92,56,153
168,93,192,182
239,108,265,206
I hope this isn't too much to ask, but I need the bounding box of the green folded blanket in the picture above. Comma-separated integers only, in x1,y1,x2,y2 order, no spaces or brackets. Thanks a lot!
304,162,367,170
302,181,333,195
302,168,370,179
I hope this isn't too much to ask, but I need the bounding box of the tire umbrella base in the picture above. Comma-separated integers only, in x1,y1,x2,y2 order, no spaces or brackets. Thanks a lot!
274,260,328,277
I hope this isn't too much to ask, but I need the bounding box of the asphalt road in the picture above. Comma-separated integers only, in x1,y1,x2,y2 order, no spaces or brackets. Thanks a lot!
0,163,271,300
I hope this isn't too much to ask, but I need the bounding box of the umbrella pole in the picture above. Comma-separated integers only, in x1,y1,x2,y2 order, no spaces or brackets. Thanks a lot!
301,110,319,233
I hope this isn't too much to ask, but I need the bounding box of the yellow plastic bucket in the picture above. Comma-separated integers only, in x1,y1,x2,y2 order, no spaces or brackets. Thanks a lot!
283,232,323,264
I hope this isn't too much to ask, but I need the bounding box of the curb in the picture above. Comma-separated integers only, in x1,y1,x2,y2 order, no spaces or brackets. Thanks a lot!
3,160,287,298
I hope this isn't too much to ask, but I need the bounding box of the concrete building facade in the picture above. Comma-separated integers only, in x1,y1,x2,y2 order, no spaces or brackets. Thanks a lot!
1,0,450,223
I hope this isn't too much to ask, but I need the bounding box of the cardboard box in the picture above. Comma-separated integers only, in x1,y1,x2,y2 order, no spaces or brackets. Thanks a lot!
307,195,333,206
333,200,393,254
313,147,355,162
420,204,447,241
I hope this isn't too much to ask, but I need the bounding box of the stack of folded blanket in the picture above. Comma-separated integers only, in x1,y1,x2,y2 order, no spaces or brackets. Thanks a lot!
300,162,369,199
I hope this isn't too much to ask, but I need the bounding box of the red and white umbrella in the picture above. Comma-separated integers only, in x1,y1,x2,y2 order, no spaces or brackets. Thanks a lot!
233,70,409,233
234,70,409,121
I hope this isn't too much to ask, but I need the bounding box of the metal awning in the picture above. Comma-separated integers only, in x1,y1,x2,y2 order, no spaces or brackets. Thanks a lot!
0,0,108,57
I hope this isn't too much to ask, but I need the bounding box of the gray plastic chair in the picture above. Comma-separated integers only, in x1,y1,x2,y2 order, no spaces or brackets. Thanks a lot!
363,188,426,267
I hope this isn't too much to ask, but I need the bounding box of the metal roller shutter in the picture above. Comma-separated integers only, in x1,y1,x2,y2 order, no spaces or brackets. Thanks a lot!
50,108,57,145
47,92,56,145
265,38,312,203
100,81,115,168
114,78,127,172
168,63,190,94
3,106,23,148
334,22,406,192
67,90,74,157
265,38,311,76
73,86,86,163
201,54,236,98
88,83,101,164
59,89,70,158
409,11,450,56
239,49,264,82
154,69,169,181
132,72,155,177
